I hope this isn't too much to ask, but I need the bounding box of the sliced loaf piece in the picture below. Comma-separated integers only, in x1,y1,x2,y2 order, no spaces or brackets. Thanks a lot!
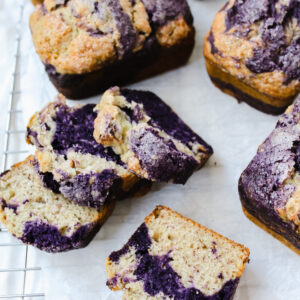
94,87,213,184
27,95,143,209
0,156,114,252
106,206,249,299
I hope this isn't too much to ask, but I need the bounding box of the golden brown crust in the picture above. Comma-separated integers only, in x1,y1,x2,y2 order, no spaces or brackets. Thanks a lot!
26,114,38,144
203,4,300,111
205,58,291,107
205,59,295,114
242,206,300,256
105,257,120,291
277,189,300,232
30,0,194,76
93,200,115,225
39,24,194,99
35,149,52,172
156,17,192,47
126,157,148,179
119,171,141,192
29,8,117,74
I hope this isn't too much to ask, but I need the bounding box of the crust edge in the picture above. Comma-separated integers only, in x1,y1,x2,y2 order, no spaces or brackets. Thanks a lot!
204,58,295,115
241,206,300,256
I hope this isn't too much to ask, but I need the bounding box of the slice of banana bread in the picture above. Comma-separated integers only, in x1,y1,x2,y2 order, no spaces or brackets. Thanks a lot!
29,0,195,99
106,206,249,299
93,87,213,184
239,96,300,255
204,0,300,115
0,156,114,253
26,95,142,209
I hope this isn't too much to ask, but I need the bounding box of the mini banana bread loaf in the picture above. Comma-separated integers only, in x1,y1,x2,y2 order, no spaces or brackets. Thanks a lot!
239,96,300,254
204,0,300,115
106,205,249,299
93,87,213,184
30,0,195,99
0,156,114,252
27,95,142,209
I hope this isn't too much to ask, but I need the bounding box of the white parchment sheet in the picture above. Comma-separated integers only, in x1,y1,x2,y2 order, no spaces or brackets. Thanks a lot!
0,0,299,299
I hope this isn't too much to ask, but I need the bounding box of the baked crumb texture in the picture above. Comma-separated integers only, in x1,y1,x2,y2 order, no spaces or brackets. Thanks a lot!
93,87,213,183
0,156,115,253
30,0,195,99
26,94,144,209
106,205,249,299
239,97,300,255
204,0,300,115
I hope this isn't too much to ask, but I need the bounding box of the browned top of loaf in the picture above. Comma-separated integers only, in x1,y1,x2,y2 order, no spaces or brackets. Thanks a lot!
204,0,300,100
30,0,193,74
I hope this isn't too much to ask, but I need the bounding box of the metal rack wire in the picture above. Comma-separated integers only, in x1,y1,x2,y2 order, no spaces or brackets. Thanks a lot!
0,2,44,299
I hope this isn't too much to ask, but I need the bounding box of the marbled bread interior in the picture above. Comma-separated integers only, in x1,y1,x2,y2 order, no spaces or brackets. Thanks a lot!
0,156,114,253
106,205,249,299
204,0,300,114
27,95,140,208
239,96,300,254
93,87,213,184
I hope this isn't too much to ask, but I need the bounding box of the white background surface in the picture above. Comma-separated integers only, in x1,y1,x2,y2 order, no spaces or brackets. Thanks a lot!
0,0,299,299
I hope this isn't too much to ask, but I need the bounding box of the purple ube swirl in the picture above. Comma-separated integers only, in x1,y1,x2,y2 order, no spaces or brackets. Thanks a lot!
207,31,224,57
141,0,193,27
129,127,199,183
26,128,43,148
51,104,123,165
21,219,98,253
58,171,121,208
239,97,300,250
28,104,128,208
47,0,137,56
33,160,121,209
108,223,240,299
239,98,300,210
135,253,239,299
0,199,18,214
120,89,213,154
42,0,193,51
239,128,297,209
225,0,269,30
101,0,137,56
225,0,300,84
117,89,212,183
109,223,152,262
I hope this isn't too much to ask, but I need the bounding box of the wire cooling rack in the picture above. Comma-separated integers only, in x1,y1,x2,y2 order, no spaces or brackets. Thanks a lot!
0,2,44,299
